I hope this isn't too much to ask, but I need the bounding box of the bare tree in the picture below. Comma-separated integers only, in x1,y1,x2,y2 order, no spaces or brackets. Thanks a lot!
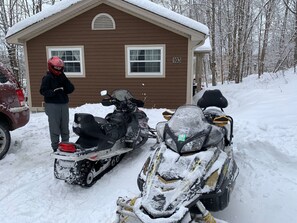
207,0,217,86
0,0,61,82
0,0,20,80
283,0,297,72
258,0,275,77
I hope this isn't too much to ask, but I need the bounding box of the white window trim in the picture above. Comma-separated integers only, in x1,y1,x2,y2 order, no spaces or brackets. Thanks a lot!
125,45,166,78
46,46,85,77
91,13,116,30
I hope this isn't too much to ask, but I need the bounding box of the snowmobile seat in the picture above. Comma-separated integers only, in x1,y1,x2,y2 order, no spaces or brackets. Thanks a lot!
73,113,106,139
197,89,228,110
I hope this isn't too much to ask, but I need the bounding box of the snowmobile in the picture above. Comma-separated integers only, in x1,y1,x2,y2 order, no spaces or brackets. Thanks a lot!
116,89,239,223
52,89,155,187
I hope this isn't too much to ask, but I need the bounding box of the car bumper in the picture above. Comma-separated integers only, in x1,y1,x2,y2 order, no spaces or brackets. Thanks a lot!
9,105,30,130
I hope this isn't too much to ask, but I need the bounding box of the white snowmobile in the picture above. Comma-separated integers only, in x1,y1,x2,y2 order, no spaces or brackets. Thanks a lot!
116,89,239,223
52,89,155,187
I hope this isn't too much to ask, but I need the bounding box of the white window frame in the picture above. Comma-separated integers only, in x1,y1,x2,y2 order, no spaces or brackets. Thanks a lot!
125,45,165,78
46,46,85,77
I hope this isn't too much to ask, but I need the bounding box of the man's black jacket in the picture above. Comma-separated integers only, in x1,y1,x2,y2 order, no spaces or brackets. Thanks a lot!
40,71,75,104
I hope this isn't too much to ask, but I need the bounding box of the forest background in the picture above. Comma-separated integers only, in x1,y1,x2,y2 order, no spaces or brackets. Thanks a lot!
0,0,297,86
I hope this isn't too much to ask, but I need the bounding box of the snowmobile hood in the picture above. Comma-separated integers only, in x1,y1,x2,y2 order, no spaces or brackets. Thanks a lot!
137,143,227,218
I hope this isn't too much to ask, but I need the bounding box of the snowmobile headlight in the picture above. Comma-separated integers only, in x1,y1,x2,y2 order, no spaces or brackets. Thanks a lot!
165,134,206,154
205,169,219,189
163,124,210,154
165,137,178,152
180,136,206,153
58,143,77,153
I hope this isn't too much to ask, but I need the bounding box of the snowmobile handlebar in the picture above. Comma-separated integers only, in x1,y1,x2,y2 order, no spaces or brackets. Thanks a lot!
101,95,139,112
100,89,144,112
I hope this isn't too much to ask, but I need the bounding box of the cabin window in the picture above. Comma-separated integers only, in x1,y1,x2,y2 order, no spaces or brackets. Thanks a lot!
125,45,165,78
92,13,115,30
46,46,85,77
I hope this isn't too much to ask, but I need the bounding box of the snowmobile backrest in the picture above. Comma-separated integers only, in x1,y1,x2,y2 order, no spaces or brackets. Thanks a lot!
197,89,228,110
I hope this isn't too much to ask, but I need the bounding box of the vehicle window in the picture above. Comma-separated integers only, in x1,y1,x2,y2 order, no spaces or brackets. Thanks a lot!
0,72,8,83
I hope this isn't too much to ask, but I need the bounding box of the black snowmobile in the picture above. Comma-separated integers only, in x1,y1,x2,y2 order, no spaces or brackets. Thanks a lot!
116,89,239,223
52,89,155,187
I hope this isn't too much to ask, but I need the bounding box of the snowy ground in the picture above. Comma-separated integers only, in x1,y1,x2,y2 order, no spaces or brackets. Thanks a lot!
0,70,296,223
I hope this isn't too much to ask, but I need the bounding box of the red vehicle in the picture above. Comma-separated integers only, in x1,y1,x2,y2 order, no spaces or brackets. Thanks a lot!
0,63,30,159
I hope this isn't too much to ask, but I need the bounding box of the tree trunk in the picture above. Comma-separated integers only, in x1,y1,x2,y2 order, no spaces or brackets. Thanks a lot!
294,1,297,72
259,0,274,77
210,0,217,86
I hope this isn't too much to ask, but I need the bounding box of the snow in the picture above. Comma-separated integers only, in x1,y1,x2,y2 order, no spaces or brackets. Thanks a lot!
0,70,297,223
6,0,82,38
125,0,209,34
6,0,209,39
195,37,211,53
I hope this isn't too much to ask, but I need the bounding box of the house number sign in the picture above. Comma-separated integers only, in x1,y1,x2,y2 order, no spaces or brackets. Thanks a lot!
172,57,182,64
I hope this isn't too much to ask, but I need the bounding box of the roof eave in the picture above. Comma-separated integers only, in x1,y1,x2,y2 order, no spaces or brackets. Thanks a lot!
6,0,208,45
6,0,101,44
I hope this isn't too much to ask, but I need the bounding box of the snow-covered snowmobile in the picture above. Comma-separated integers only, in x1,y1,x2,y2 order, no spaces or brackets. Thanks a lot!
52,89,155,187
116,89,239,223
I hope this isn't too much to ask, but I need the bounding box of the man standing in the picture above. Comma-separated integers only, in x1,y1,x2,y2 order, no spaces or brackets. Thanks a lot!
40,56,75,151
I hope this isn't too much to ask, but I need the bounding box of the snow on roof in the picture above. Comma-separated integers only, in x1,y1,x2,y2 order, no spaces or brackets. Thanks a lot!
6,0,82,38
6,0,209,38
125,0,209,35
195,37,211,53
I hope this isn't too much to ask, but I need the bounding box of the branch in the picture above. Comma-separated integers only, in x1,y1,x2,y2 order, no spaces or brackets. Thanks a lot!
283,0,296,14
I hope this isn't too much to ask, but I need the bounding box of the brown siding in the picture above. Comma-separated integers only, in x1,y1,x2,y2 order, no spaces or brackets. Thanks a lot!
28,4,188,109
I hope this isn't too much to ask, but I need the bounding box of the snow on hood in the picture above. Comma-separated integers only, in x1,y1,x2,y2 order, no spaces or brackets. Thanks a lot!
6,0,209,38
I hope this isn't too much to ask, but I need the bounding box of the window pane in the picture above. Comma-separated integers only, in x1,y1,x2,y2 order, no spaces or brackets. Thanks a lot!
146,62,160,72
72,51,80,61
130,49,161,62
51,50,81,62
152,49,161,60
130,62,160,73
64,62,81,72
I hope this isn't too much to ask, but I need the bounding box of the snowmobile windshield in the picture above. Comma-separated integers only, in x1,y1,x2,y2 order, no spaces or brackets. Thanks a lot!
111,89,134,101
161,105,212,154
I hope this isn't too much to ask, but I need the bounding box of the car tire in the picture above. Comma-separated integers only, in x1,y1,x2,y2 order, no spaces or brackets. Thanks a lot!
0,122,11,160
